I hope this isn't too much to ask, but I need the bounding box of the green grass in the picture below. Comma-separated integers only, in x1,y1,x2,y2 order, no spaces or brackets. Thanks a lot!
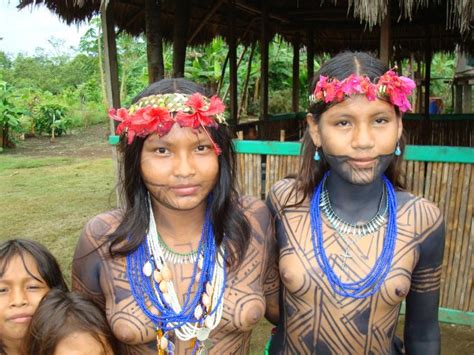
0,154,273,353
0,155,116,284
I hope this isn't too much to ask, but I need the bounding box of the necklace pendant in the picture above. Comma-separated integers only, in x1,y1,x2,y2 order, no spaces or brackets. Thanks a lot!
196,326,211,341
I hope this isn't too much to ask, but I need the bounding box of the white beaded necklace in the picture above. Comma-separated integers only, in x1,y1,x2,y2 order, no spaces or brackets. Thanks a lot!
144,201,225,352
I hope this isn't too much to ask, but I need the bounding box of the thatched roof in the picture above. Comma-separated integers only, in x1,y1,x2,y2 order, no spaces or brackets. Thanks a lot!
18,0,473,57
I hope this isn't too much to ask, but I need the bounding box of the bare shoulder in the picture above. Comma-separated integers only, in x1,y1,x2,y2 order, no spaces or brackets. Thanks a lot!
75,210,124,257
396,191,444,245
267,178,300,208
240,195,271,219
397,191,442,223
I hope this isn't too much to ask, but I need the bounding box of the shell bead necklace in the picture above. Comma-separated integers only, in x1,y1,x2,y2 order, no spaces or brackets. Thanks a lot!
127,197,226,354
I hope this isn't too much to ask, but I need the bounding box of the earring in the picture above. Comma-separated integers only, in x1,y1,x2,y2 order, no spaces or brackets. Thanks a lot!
313,148,321,161
395,142,401,156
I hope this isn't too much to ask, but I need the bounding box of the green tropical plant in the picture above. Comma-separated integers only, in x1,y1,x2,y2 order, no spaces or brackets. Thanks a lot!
35,103,70,139
0,81,24,148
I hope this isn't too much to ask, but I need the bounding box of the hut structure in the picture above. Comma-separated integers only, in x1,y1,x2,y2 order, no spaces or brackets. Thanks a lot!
18,0,473,134
16,0,474,325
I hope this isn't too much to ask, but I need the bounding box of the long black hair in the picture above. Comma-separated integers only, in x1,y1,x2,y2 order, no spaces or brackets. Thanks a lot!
108,78,251,268
0,239,68,292
295,52,405,204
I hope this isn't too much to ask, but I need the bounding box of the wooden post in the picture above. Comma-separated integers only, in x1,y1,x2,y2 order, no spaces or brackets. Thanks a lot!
229,0,238,124
306,29,314,90
173,0,190,77
100,1,121,206
145,0,164,82
260,0,269,120
292,39,300,113
240,43,256,117
379,8,391,65
463,84,472,113
454,84,463,113
100,4,120,110
423,28,432,144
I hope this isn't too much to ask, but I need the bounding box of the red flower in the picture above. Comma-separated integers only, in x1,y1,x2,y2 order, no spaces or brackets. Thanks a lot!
176,93,225,129
377,70,416,112
109,106,173,144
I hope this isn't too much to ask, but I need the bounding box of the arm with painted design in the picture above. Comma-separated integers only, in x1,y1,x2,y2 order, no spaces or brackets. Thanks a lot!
404,211,445,355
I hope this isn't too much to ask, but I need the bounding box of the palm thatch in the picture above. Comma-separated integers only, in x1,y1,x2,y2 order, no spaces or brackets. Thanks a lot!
17,0,473,56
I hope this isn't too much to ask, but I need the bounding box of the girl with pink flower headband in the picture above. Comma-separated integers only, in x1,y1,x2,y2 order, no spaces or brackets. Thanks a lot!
73,78,279,354
267,52,444,354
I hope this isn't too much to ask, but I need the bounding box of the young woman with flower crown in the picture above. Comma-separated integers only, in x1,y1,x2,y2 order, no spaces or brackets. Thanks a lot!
72,78,279,354
267,52,444,354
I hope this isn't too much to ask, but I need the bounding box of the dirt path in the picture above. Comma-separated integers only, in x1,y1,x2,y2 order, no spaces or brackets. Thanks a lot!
5,123,112,158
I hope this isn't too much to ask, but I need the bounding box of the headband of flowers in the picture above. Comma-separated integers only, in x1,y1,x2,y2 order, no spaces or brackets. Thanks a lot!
309,69,416,112
108,92,226,154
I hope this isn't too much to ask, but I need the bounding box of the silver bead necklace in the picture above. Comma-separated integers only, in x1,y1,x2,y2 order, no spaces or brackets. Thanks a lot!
320,181,388,238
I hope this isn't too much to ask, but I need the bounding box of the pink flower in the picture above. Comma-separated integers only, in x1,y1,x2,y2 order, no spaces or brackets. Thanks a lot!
176,93,225,128
377,71,416,112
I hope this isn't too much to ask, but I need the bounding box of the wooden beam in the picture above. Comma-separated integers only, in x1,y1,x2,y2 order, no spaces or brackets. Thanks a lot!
239,42,256,118
188,0,225,44
229,0,238,124
235,0,289,23
463,84,472,113
145,0,164,82
100,3,120,111
292,39,300,112
379,8,391,65
173,0,190,77
423,27,432,144
260,0,269,120
100,1,121,207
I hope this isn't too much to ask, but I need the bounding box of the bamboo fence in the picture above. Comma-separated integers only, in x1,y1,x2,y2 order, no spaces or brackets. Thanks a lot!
234,142,473,312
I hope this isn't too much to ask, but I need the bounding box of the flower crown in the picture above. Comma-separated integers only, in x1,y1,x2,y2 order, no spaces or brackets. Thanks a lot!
309,70,416,112
108,93,226,149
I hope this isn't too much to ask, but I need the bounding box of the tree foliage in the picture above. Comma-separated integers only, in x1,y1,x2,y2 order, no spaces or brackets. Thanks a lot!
0,16,459,150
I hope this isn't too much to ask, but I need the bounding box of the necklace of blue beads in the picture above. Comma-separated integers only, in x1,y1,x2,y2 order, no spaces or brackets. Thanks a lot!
310,171,398,299
126,196,226,354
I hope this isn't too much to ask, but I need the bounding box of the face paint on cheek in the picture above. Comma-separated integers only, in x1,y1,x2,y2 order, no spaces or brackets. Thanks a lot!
324,153,394,185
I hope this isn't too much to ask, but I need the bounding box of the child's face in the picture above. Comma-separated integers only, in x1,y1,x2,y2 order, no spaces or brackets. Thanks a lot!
0,253,50,345
54,332,113,355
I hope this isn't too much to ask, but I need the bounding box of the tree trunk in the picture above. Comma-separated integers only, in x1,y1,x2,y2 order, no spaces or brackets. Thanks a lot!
173,0,190,77
146,0,164,83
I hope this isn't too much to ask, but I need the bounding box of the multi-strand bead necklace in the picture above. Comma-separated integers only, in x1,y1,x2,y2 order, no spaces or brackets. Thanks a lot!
310,172,398,299
127,198,226,354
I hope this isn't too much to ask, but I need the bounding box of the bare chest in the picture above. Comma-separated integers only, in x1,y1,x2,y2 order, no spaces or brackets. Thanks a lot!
99,256,266,349
278,209,419,308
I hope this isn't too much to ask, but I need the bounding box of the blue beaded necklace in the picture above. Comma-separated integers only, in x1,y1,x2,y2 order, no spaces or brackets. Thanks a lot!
126,198,226,352
310,171,398,299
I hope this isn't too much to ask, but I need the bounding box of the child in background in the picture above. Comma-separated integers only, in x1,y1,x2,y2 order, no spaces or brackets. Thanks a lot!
0,239,68,355
25,289,118,355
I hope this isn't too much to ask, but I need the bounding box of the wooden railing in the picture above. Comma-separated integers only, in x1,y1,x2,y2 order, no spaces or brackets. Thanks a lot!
234,141,474,314
234,113,474,146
